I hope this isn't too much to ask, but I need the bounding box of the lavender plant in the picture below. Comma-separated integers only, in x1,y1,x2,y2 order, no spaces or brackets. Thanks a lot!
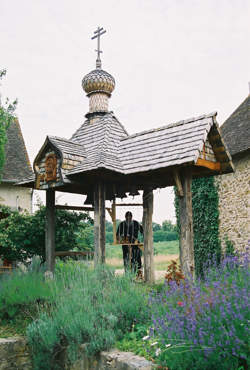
149,247,250,369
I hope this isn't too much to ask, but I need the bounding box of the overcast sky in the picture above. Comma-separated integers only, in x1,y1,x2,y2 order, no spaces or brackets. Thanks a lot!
0,0,249,223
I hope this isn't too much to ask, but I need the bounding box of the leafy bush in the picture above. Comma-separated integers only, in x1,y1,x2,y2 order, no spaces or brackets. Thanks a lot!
148,250,250,369
27,264,150,369
0,205,93,262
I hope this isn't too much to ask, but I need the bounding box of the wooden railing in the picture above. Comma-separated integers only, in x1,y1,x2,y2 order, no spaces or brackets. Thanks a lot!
0,266,12,274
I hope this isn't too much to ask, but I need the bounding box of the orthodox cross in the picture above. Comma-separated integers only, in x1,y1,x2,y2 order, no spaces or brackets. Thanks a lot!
91,27,106,68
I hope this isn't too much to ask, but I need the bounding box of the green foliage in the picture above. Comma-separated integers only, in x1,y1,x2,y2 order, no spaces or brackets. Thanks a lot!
0,267,54,325
162,219,177,233
153,230,178,243
76,224,94,252
105,220,113,232
0,69,18,180
0,205,93,262
175,177,221,277
225,236,235,257
27,264,150,369
152,222,161,232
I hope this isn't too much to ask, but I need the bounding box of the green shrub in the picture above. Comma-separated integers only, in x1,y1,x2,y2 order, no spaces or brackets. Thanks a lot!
27,263,150,369
0,205,93,263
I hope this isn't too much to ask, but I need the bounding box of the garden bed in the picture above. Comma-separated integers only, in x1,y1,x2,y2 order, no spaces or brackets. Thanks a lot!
0,250,249,370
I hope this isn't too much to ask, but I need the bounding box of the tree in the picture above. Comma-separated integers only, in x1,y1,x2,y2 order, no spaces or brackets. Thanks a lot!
162,220,177,233
0,69,17,180
152,222,161,232
0,205,93,263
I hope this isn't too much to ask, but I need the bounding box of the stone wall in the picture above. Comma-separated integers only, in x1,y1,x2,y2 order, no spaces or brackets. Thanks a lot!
0,338,154,370
215,153,250,252
0,338,31,370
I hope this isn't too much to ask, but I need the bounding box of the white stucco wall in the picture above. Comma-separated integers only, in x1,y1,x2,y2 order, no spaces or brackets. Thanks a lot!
0,183,32,213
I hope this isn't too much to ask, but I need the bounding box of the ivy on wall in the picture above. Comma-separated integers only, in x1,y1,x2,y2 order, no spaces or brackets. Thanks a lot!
175,176,221,277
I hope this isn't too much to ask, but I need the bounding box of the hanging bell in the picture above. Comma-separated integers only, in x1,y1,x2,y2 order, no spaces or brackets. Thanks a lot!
84,193,94,205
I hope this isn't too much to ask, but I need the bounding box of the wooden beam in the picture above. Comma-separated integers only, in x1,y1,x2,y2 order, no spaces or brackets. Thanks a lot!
195,158,221,171
55,205,94,211
55,251,94,257
143,188,155,283
115,203,143,206
178,168,195,278
94,183,106,265
173,170,184,197
45,190,55,273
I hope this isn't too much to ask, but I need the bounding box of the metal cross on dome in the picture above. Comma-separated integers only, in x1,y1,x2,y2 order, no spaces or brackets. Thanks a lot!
91,27,106,69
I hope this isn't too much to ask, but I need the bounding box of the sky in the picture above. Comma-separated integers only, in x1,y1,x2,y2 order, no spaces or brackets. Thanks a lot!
0,0,249,223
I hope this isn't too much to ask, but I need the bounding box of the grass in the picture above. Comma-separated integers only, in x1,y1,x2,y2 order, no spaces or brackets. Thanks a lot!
106,240,179,271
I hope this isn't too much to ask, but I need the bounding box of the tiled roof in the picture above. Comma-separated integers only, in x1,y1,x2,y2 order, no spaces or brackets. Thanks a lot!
2,119,33,182
221,95,250,157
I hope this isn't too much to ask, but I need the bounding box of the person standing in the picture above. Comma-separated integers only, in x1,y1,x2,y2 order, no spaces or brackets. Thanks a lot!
116,211,143,274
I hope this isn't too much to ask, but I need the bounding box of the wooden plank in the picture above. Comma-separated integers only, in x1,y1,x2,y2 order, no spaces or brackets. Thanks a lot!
195,158,221,171
173,170,184,197
45,190,55,273
55,205,94,211
143,188,155,283
55,251,94,257
115,203,143,206
178,168,195,278
94,183,106,265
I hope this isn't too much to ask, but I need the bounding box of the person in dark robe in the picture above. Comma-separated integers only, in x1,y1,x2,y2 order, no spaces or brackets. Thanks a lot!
116,211,143,274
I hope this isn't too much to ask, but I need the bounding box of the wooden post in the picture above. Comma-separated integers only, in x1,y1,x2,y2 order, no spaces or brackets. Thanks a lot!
143,188,155,283
112,199,117,244
45,189,55,273
94,183,106,265
178,168,195,278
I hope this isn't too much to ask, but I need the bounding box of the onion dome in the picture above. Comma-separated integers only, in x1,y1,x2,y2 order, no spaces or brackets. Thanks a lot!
82,69,115,97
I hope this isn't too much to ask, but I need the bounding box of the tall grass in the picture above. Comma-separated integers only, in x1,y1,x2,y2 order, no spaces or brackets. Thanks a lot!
27,263,150,370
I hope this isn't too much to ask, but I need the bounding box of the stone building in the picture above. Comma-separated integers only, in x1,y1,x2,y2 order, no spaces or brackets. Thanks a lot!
0,119,33,213
216,92,250,252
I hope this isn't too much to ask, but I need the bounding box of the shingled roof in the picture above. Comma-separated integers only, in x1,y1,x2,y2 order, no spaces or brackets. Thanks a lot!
119,113,215,174
67,111,232,177
69,112,128,174
2,119,33,183
221,94,250,157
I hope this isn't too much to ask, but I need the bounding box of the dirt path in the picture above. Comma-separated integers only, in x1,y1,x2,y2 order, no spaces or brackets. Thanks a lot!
115,269,167,280
115,254,179,281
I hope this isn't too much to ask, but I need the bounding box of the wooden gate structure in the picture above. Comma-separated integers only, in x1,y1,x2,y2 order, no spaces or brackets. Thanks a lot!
18,28,234,282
